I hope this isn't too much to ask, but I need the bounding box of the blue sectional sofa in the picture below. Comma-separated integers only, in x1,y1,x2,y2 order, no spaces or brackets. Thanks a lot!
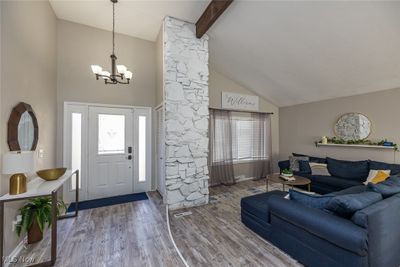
279,155,400,194
241,185,400,267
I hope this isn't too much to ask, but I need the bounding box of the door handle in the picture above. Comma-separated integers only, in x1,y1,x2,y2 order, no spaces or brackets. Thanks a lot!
128,147,132,153
127,155,132,160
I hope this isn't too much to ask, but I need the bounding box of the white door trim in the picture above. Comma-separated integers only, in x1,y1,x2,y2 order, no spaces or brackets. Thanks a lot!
63,103,89,201
63,102,153,202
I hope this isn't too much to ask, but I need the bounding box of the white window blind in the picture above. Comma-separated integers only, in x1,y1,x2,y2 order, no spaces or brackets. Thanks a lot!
231,114,268,161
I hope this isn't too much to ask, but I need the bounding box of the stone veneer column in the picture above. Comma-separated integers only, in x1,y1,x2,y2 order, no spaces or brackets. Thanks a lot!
163,17,209,210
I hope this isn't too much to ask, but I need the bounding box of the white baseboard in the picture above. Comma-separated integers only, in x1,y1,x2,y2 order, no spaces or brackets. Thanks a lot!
236,176,254,182
4,237,26,267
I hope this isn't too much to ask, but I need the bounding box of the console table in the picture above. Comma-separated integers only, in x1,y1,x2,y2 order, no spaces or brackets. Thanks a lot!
0,169,79,267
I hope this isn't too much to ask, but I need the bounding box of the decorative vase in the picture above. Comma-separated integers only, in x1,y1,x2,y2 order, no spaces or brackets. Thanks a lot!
27,220,43,244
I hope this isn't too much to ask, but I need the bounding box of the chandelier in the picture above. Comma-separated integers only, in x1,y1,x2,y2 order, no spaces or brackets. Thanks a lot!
91,0,132,84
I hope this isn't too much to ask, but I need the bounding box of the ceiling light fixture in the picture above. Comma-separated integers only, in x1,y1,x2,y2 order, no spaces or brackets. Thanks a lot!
91,0,132,84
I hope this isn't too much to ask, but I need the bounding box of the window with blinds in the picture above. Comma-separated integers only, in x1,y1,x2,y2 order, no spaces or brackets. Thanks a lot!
231,114,267,161
232,119,253,160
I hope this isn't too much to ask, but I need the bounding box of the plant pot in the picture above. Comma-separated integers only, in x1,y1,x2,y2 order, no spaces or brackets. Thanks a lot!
28,220,43,244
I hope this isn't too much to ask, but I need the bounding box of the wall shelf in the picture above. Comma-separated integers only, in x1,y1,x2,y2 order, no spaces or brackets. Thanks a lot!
316,143,396,150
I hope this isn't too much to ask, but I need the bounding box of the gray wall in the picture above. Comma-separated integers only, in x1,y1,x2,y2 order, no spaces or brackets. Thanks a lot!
57,20,156,108
155,27,163,106
209,69,280,173
1,0,57,257
56,19,157,166
279,87,400,165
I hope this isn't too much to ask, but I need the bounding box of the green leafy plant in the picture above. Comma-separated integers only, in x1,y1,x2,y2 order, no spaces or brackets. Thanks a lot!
16,197,66,237
315,137,398,151
282,169,293,175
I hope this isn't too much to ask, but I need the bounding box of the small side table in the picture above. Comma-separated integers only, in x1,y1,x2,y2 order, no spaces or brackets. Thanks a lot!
0,169,79,267
266,173,311,192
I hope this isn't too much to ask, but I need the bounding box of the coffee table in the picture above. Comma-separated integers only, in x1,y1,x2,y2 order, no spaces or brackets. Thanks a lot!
266,173,311,192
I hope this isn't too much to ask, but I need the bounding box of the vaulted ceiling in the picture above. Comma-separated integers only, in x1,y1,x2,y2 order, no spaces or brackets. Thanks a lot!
50,0,400,107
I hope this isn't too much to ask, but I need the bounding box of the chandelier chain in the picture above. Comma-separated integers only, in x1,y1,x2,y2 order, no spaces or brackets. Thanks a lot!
112,1,115,55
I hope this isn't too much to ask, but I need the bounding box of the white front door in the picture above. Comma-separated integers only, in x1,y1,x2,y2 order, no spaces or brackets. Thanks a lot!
88,107,133,200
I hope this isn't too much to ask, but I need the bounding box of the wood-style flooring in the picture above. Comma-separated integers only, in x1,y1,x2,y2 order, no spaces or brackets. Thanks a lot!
10,179,301,267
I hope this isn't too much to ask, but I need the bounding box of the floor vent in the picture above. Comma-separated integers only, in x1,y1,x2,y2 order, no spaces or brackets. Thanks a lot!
173,211,192,218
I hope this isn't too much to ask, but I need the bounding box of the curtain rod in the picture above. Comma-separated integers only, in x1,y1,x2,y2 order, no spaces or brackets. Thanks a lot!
209,107,274,115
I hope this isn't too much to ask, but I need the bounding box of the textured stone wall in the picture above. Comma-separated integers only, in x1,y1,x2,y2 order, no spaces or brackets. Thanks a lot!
163,17,209,210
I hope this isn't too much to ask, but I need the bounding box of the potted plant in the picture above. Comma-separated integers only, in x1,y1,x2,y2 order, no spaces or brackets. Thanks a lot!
281,168,294,178
16,197,66,244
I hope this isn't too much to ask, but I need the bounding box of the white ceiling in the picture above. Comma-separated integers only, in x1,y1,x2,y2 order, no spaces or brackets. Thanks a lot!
50,0,400,107
49,0,210,41
209,1,400,106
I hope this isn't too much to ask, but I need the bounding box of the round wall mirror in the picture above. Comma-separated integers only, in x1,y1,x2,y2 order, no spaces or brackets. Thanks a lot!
334,113,371,141
8,102,38,151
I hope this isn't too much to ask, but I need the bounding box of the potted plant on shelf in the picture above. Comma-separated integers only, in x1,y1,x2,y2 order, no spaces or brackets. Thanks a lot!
16,197,66,244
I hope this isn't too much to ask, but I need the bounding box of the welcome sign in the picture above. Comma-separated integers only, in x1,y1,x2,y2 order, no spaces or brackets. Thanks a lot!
221,92,259,111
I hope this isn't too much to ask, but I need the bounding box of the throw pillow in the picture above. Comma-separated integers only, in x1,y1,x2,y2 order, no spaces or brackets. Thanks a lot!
289,156,309,171
364,170,391,185
326,191,383,218
289,189,333,210
298,160,311,173
310,163,330,176
371,170,390,184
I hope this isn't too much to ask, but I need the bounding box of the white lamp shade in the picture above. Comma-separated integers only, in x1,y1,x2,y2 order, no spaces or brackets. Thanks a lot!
91,65,102,75
2,152,34,174
117,65,127,74
125,70,133,80
101,71,111,80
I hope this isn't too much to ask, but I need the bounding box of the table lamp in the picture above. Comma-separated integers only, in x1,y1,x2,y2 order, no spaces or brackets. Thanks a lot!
2,151,34,195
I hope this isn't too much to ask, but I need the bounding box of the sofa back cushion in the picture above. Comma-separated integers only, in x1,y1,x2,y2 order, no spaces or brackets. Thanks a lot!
367,175,400,198
326,191,382,218
293,153,326,164
326,157,369,181
289,189,333,210
369,160,400,175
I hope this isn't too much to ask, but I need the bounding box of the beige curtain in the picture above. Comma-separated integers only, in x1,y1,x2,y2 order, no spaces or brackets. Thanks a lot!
251,113,272,180
208,109,235,186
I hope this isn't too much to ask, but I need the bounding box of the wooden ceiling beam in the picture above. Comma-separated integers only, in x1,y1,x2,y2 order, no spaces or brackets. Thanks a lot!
196,0,233,38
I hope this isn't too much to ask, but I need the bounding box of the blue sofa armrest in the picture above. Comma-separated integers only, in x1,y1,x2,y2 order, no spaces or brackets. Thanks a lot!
278,160,290,171
268,196,368,256
352,194,400,267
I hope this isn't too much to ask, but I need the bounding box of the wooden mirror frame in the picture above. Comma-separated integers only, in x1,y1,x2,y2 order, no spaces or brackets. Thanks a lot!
7,102,39,151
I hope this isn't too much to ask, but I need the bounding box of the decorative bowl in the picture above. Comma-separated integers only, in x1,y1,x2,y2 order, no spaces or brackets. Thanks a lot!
37,168,67,181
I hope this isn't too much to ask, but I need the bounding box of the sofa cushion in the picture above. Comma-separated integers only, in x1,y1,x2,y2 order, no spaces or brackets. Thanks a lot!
298,160,311,173
329,185,367,196
289,189,333,210
326,157,369,181
310,175,361,190
289,155,309,171
310,163,330,176
240,191,287,224
369,160,400,175
293,153,326,164
326,191,383,218
367,176,400,198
